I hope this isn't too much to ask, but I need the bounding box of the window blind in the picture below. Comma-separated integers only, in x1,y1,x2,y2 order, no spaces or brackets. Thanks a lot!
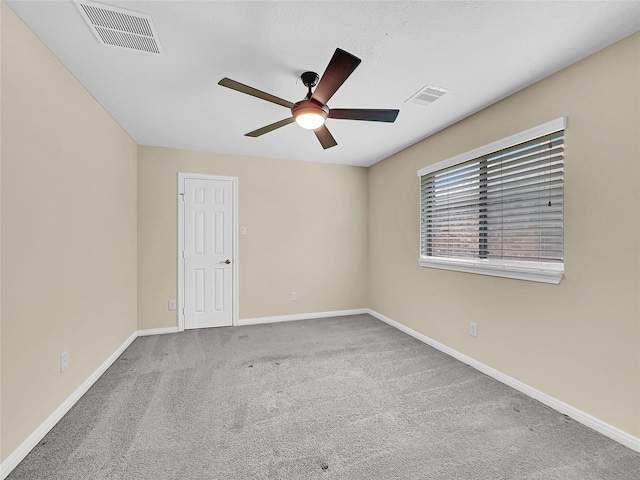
420,131,564,263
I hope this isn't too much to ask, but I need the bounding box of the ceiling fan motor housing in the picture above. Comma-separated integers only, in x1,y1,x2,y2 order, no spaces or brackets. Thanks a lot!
292,98,328,117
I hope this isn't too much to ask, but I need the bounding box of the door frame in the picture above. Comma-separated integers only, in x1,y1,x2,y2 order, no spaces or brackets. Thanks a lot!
177,172,239,331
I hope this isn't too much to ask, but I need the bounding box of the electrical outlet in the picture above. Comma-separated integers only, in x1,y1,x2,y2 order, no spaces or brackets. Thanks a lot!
291,292,297,301
240,226,247,235
168,300,176,310
469,322,478,338
60,351,69,373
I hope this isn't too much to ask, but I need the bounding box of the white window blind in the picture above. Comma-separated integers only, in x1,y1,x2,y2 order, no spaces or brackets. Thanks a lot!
418,118,565,284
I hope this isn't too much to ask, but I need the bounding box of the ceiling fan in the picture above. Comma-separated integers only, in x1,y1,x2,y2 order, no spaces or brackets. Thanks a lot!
218,48,399,149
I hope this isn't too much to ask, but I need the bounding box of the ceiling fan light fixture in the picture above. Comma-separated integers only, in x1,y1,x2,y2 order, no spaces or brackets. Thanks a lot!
295,112,325,130
292,101,329,130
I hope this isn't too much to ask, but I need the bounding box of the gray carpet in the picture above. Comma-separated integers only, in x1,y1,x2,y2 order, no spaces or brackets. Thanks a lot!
7,314,640,479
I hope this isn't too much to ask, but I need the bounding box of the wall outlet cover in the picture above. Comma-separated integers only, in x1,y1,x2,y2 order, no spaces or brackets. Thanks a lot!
60,351,69,373
470,322,478,338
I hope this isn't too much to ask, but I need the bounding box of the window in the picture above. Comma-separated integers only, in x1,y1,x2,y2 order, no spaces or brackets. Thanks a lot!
417,118,566,284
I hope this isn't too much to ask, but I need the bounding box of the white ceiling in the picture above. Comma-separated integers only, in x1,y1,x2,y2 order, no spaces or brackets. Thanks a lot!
7,1,640,167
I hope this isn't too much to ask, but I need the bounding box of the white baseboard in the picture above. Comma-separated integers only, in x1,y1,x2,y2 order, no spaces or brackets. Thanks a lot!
366,308,640,453
0,332,138,479
137,326,180,337
237,308,368,326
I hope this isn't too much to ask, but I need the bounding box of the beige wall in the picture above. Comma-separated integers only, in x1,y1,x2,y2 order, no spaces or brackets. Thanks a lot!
0,3,138,460
137,147,369,330
369,32,640,438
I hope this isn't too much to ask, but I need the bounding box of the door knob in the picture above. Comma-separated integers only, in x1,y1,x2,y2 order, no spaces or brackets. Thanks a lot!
221,259,231,264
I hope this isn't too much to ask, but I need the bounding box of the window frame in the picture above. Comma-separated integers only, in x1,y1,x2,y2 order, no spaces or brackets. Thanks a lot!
417,117,566,284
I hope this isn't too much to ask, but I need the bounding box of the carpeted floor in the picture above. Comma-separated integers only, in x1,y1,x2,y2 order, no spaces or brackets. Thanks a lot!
7,314,640,479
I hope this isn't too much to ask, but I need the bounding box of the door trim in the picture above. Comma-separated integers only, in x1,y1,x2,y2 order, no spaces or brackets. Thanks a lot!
177,172,239,331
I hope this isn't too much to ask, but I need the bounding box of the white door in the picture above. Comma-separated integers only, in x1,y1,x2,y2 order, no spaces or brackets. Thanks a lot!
182,176,235,329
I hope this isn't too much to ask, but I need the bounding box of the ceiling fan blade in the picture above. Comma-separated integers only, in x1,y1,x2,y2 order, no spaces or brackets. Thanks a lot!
245,117,296,137
219,78,294,109
312,48,361,106
329,108,399,122
313,125,338,149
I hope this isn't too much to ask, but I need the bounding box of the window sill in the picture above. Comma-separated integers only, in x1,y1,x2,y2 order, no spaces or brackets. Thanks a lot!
418,256,564,284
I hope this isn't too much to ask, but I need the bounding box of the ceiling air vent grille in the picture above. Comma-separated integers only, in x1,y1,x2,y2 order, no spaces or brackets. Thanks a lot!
406,84,447,107
76,1,163,55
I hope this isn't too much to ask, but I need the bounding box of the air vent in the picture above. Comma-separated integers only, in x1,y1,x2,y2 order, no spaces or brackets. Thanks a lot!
76,1,163,55
406,84,447,107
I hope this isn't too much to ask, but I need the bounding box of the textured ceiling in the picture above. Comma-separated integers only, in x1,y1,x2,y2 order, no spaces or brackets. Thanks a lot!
7,1,640,167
